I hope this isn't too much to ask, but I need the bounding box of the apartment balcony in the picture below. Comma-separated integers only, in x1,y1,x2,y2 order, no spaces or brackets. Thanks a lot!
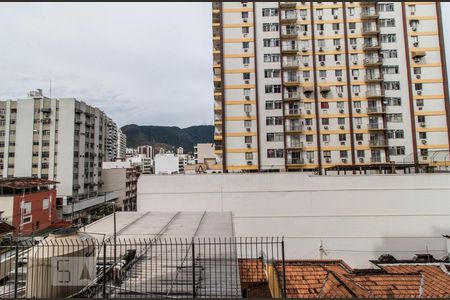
285,124,304,133
363,42,381,52
360,10,379,20
363,58,383,67
287,141,304,149
362,25,380,36
287,157,305,165
283,60,300,69
281,12,298,23
214,105,222,112
214,86,223,93
367,106,385,114
368,123,386,131
369,138,388,148
284,92,301,101
214,76,222,82
281,43,299,54
280,2,297,8
370,156,383,163
285,108,301,117
366,90,384,99
365,74,384,83
284,76,300,86
281,28,299,39
214,134,223,141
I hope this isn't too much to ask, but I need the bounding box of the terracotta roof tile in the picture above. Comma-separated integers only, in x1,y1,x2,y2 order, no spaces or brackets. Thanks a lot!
238,258,267,284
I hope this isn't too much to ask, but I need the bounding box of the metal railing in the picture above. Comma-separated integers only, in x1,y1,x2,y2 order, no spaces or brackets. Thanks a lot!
0,237,285,299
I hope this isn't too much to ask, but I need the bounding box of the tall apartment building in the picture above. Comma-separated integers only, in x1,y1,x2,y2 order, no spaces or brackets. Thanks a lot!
0,90,118,224
117,129,127,159
212,2,450,173
106,117,119,162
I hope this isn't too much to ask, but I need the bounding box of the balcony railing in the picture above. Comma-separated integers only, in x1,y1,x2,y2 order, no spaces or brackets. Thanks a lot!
283,60,300,68
371,156,383,163
363,58,383,66
284,76,300,84
367,106,385,113
280,2,297,8
287,141,303,148
286,109,301,115
285,125,303,132
369,139,387,147
362,25,380,34
281,43,299,52
284,92,301,100
365,74,384,82
287,158,305,164
281,28,299,37
363,42,381,50
62,192,117,214
368,123,384,130
281,12,298,21
361,10,379,19
366,90,384,98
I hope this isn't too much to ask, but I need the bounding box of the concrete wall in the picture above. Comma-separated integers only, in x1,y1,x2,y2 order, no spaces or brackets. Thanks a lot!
137,173,450,268
154,154,179,174
102,168,126,209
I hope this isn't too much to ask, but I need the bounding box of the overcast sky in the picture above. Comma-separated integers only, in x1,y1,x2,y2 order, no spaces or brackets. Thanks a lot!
0,2,449,128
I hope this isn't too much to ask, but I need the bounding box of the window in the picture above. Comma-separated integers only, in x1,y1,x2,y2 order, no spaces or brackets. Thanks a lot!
299,9,307,17
265,85,281,94
382,65,399,74
420,149,428,156
379,18,396,27
334,54,342,62
387,130,404,139
322,134,330,142
241,12,249,19
336,86,344,94
264,54,280,62
381,34,396,43
266,116,283,125
339,134,346,141
354,117,362,125
242,42,250,49
23,202,32,214
415,83,423,91
337,102,345,109
244,104,252,113
303,71,310,79
43,198,49,210
418,115,426,123
317,39,325,48
23,215,32,224
413,67,421,75
264,69,281,78
321,102,329,109
317,23,324,31
318,55,326,62
244,120,252,127
263,38,280,47
416,99,424,107
244,88,251,97
332,8,339,16
384,81,400,90
324,151,331,158
352,85,361,94
349,22,356,30
357,150,365,158
381,49,398,58
245,136,252,143
354,101,361,109
319,70,327,78
316,9,323,17
262,23,279,32
348,7,355,16
335,69,343,77
340,150,348,158
389,146,406,156
0,131,5,137
242,26,250,34
306,151,314,161
267,133,283,142
322,118,329,125
409,5,416,15
266,100,282,110
419,132,427,139
349,38,357,46
410,20,419,31
386,97,401,106
243,57,250,64
378,3,395,12
243,73,251,80
262,8,278,17
245,152,253,160
267,149,284,158
355,133,363,141
305,135,313,142
333,39,341,47
387,113,403,122
332,23,340,31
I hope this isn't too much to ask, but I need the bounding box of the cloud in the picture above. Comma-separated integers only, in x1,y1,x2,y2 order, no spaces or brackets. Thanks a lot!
0,2,213,128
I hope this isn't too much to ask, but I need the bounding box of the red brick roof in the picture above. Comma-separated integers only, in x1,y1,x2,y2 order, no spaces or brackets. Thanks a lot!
0,177,57,189
238,258,267,284
0,221,14,235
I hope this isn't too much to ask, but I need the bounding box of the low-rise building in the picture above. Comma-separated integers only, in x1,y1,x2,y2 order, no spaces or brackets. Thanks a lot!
102,162,138,211
154,153,181,174
0,178,57,237
194,143,216,164
137,145,153,159
127,155,152,174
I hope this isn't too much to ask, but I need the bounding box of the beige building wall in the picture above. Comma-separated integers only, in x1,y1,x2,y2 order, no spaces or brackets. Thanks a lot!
101,168,126,210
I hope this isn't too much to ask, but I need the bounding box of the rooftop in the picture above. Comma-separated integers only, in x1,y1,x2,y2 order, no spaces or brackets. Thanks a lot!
0,177,57,190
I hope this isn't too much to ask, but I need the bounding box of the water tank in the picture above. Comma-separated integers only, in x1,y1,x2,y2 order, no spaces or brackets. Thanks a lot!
25,227,97,298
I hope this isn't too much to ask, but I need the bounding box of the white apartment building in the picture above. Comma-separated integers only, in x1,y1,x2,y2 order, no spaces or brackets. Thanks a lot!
106,117,118,162
137,145,154,159
212,2,450,173
154,153,181,175
117,128,127,159
0,90,118,224
194,143,217,164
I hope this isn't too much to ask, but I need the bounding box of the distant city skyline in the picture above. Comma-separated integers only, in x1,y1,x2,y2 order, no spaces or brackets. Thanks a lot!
0,2,449,128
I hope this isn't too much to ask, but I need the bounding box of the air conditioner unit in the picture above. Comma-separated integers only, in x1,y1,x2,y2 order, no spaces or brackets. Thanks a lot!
418,106,423,110
320,61,325,66
307,126,312,131
302,16,307,20
246,143,252,148
353,61,357,65
339,109,344,113
352,45,357,49
358,141,362,145
302,47,308,52
333,15,338,19
340,141,345,145
246,112,251,116
308,159,314,163
342,158,347,163
416,75,421,79
247,161,253,165
420,122,426,127
306,110,311,114
413,42,419,47
356,109,361,113
243,33,248,37
246,127,251,132
303,31,307,36
319,30,323,35
356,124,361,129
324,141,329,146
244,48,249,52
319,47,324,52
355,92,359,96
417,90,422,95
334,30,339,34
414,57,421,63
412,27,417,32
318,15,323,20
336,61,341,65
245,96,250,100
245,80,250,84
304,62,309,66
359,158,364,162
337,77,342,82
421,139,427,145
244,63,249,67
305,78,310,82
340,125,345,129
326,158,331,163
336,45,341,50
324,126,329,130
350,30,355,34
243,18,248,23
338,93,343,97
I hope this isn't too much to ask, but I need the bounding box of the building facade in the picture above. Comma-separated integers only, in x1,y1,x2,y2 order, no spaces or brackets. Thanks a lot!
117,129,127,159
212,2,450,173
102,162,138,211
105,117,119,162
0,90,118,224
194,143,217,164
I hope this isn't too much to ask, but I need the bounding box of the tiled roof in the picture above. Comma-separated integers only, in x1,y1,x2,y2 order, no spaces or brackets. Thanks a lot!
380,264,450,298
237,258,450,299
0,222,14,235
0,177,57,189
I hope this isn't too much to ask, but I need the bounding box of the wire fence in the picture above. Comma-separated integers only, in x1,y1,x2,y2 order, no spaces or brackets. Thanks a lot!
0,237,285,298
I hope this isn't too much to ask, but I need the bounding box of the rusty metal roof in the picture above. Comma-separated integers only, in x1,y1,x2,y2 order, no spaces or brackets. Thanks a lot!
0,177,58,189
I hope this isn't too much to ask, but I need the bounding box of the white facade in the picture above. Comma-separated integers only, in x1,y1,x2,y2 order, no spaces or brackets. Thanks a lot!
194,143,217,164
137,172,450,268
213,2,450,173
127,155,152,174
0,90,118,223
117,129,127,159
154,153,181,175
